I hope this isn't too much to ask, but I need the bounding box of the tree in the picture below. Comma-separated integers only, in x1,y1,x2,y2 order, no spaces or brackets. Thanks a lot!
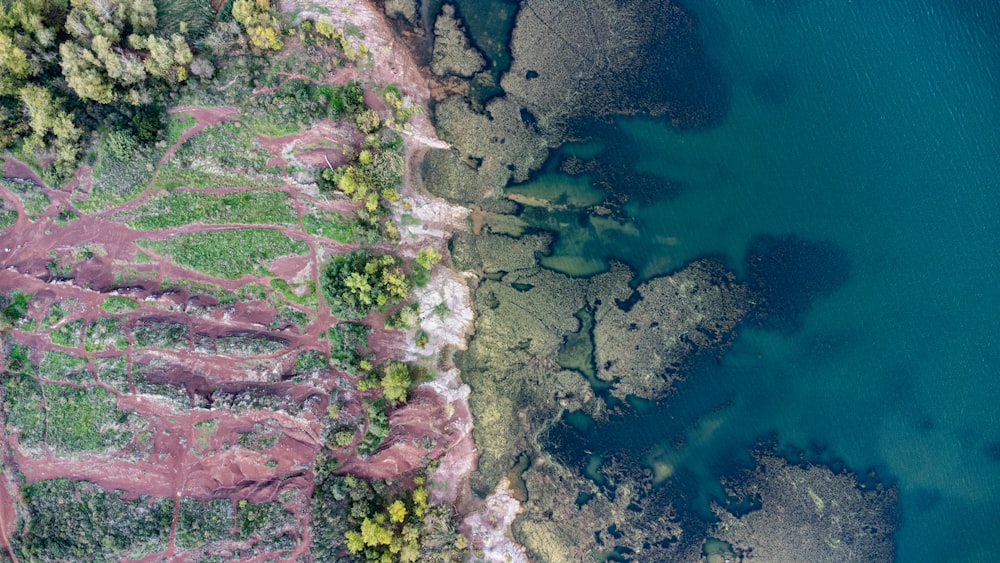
380,362,412,403
415,248,441,271
387,500,406,523
232,0,282,50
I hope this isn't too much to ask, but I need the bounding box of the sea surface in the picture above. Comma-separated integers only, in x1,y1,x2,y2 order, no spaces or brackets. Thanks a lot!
455,0,1000,560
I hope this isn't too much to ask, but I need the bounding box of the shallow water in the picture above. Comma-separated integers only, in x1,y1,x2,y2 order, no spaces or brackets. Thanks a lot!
508,0,1000,560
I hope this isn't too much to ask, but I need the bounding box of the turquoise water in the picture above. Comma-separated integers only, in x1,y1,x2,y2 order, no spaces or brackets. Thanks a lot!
514,0,1000,560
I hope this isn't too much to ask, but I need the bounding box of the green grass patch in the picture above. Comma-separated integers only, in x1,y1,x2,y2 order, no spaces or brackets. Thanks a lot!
137,229,308,279
1,372,45,447
301,211,369,243
1,178,49,217
49,319,84,348
100,296,141,313
269,279,318,307
236,282,270,302
132,319,189,350
94,355,130,394
215,332,288,356
80,138,169,212
38,350,90,384
43,384,134,452
54,208,78,225
239,79,346,136
154,122,281,190
235,498,295,540
291,349,328,377
269,306,312,333
0,198,17,229
124,189,297,230
86,317,129,352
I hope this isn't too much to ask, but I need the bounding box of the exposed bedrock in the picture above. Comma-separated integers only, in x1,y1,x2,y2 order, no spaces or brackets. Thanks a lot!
431,4,487,78
501,0,728,136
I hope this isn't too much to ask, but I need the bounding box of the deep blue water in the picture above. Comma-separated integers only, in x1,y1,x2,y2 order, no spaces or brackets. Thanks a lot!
505,0,1000,560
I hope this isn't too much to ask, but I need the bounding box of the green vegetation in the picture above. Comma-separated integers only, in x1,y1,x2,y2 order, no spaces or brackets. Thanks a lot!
236,424,279,451
0,196,16,229
302,211,379,243
0,289,30,328
137,228,308,279
318,142,404,241
132,363,189,408
415,248,442,271
238,78,347,136
10,479,173,561
0,0,292,184
357,398,390,457
3,340,31,372
270,278,318,307
1,371,45,447
82,131,167,210
379,361,414,403
310,474,465,563
124,189,297,230
85,317,128,352
328,322,371,374
175,498,234,550
100,296,141,313
270,305,312,333
232,0,283,51
43,384,135,452
48,318,83,347
291,349,328,376
1,177,49,217
94,355,130,393
38,350,89,384
154,122,281,190
132,319,188,349
0,0,213,181
54,207,78,225
235,497,296,540
320,250,410,320
215,332,287,356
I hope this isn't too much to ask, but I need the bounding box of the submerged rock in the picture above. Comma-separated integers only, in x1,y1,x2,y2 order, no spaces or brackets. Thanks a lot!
384,0,417,22
501,0,728,136
591,260,749,400
431,4,486,78
708,454,898,562
427,96,549,203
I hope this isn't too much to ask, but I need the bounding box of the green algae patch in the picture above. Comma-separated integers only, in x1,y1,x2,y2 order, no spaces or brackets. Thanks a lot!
137,229,308,279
